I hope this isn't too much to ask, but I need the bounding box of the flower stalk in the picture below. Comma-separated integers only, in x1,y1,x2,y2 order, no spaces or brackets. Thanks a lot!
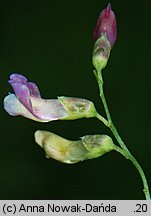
93,2,150,199
95,69,150,200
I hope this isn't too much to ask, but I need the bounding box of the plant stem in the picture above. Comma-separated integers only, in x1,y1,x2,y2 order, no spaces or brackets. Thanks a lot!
113,143,150,199
113,145,129,159
95,69,150,200
96,113,109,127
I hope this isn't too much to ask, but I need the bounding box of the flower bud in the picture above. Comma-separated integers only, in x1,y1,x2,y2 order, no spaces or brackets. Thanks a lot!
35,130,114,164
93,3,117,48
92,3,117,71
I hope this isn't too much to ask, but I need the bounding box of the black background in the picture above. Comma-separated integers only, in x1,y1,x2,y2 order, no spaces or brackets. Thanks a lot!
0,0,151,199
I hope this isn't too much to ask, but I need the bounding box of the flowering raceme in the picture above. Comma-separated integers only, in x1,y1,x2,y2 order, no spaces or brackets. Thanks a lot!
4,73,97,122
2,2,150,200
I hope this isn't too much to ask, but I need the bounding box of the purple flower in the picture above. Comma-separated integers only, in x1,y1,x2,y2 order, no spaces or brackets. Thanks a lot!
4,73,96,122
93,3,117,48
4,73,68,122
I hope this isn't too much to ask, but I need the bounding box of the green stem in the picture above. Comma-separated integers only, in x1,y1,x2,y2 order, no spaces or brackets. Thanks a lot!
113,145,129,159
96,113,109,127
113,145,150,200
95,69,150,200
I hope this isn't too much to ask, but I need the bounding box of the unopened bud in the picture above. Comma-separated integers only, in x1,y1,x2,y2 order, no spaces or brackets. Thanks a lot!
93,3,117,48
92,3,117,71
35,130,114,164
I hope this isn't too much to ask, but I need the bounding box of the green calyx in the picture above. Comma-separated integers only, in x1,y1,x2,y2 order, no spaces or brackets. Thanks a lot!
82,134,114,159
92,33,111,71
58,97,97,120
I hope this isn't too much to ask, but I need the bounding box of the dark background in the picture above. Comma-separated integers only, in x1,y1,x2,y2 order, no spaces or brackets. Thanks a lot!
0,0,151,199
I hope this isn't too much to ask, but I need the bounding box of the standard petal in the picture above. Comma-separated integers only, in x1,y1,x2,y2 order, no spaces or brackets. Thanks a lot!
9,73,41,98
8,82,33,113
27,82,41,98
9,73,27,84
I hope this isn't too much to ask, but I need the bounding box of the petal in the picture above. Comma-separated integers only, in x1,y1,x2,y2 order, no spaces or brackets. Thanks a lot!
3,94,38,121
8,82,33,113
27,82,41,98
4,94,68,122
9,73,27,84
35,130,88,164
31,97,68,120
93,3,117,48
9,73,41,98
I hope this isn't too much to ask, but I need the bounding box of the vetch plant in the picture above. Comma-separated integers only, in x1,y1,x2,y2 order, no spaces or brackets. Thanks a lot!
3,3,150,199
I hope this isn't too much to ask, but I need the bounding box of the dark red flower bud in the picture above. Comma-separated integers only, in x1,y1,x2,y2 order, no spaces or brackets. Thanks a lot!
93,3,117,48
